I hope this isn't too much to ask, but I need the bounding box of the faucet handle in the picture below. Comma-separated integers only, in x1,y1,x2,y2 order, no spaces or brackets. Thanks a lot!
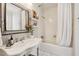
15,38,18,42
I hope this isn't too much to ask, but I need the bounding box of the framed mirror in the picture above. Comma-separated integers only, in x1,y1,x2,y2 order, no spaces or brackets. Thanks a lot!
2,3,29,34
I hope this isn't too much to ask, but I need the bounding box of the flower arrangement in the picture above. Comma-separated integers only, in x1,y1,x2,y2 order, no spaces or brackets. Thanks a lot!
25,24,33,33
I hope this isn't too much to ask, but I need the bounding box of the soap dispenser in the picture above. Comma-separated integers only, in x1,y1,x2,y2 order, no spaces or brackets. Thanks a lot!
7,35,13,47
10,35,13,45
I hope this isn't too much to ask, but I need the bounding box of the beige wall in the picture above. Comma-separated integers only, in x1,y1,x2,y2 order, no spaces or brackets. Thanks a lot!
31,4,58,44
42,4,58,44
73,3,79,56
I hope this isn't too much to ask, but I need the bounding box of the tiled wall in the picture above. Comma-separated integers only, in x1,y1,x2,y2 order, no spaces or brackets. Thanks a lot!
2,33,28,46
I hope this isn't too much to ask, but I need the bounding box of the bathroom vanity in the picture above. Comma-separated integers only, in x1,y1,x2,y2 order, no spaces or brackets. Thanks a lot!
0,37,41,56
0,3,41,56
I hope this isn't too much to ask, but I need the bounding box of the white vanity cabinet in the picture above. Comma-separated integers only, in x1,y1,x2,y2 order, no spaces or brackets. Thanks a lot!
0,38,41,56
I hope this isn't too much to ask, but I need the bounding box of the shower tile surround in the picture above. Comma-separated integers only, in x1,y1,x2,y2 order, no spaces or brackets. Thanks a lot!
2,33,29,46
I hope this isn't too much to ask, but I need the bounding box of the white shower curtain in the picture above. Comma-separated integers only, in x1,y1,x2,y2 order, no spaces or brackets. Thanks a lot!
57,3,72,47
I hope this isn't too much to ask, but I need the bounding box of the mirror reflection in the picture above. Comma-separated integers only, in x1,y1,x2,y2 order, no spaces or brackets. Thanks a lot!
5,3,29,31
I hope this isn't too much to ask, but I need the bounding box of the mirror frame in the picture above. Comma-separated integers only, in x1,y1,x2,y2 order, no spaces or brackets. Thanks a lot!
3,3,30,34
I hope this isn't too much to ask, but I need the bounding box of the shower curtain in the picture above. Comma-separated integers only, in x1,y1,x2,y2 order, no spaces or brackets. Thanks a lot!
57,3,72,47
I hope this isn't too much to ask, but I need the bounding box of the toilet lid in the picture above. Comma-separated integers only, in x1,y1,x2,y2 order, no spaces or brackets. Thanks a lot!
0,28,3,46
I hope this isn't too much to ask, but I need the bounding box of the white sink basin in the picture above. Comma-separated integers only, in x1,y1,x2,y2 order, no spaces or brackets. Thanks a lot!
0,38,41,56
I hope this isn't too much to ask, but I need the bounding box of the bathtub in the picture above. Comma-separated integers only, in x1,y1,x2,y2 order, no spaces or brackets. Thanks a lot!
39,42,72,56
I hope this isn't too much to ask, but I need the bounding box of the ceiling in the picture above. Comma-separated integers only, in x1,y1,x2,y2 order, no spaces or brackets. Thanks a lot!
33,3,58,7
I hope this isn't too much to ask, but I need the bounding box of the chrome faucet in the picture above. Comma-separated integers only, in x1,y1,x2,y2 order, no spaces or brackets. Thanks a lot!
20,37,25,41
